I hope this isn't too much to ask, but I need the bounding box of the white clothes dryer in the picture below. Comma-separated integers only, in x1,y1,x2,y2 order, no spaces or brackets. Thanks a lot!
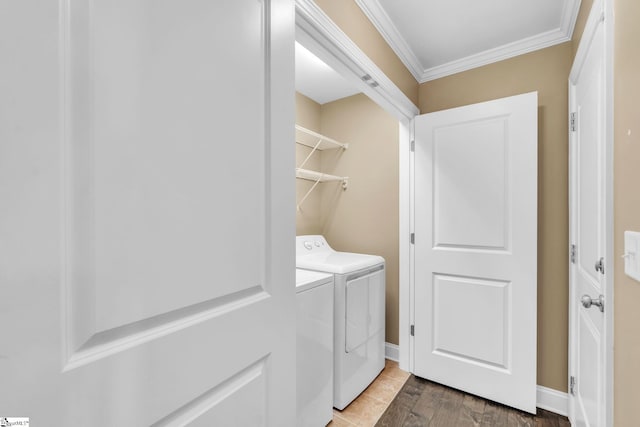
296,235,385,410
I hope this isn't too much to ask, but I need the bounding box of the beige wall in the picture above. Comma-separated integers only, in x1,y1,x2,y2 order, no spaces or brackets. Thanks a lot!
319,94,400,345
315,0,419,106
304,0,600,394
613,0,640,424
295,92,400,345
418,42,573,392
296,92,323,235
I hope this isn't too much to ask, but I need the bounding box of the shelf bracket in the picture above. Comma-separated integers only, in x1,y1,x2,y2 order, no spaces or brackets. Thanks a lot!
296,168,348,211
298,138,322,170
296,176,322,212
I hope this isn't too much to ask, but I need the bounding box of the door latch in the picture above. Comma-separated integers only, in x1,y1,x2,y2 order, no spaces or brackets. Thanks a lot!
595,257,605,275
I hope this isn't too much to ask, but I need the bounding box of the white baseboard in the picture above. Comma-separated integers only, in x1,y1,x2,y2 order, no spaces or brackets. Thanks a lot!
536,385,568,417
384,342,399,362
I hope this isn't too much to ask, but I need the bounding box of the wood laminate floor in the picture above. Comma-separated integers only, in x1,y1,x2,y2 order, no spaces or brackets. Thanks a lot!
328,360,571,426
375,375,571,427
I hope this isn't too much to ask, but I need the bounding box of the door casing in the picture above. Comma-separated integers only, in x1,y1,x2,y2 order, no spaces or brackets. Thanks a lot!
294,0,419,369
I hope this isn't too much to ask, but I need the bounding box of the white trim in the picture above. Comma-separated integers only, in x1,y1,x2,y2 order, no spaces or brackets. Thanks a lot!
603,1,615,425
384,342,400,362
295,0,419,122
421,28,571,82
536,386,569,417
355,0,582,83
560,0,583,39
569,4,605,82
398,119,412,372
294,0,418,379
353,0,423,82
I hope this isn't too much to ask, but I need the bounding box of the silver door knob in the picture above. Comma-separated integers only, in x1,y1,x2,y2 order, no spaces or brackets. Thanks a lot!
581,294,604,312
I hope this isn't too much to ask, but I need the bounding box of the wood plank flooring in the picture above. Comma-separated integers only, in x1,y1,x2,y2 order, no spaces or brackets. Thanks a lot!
375,375,571,427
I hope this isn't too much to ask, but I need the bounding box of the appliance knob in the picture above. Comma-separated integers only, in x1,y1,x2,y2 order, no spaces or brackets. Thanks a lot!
304,241,313,250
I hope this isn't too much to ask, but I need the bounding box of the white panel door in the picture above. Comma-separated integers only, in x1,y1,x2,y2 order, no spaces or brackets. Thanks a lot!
414,92,538,413
0,0,295,425
569,3,609,425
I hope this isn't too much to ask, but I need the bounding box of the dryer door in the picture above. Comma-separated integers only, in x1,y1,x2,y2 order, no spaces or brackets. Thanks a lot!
345,266,385,352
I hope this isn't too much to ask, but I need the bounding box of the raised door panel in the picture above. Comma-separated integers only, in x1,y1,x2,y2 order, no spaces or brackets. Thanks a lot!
577,313,601,427
432,274,511,370
577,65,602,290
153,360,268,427
65,0,268,365
433,118,509,251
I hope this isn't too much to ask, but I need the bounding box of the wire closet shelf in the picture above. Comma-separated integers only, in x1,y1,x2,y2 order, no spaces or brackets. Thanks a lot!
295,125,348,211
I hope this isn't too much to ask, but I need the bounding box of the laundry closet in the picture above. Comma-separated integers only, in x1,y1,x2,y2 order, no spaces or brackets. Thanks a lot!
294,40,401,424
294,45,400,335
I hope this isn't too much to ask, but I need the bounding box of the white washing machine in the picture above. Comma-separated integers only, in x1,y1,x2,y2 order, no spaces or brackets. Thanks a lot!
296,235,385,410
296,269,334,427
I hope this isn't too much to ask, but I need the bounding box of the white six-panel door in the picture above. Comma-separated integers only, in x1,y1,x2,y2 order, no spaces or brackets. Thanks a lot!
413,92,538,413
0,0,295,425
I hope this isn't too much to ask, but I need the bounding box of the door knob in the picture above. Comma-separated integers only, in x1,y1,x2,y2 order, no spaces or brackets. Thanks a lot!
581,294,604,312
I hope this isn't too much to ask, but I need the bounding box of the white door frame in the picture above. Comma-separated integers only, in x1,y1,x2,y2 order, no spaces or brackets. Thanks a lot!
294,0,418,124
294,0,419,370
568,0,614,425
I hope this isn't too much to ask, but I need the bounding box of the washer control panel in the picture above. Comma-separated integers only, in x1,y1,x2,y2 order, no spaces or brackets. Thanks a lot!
296,235,331,255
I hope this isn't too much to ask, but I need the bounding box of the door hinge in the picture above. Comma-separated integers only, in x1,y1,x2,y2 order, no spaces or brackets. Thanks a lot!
410,233,415,244
570,376,576,395
570,244,576,264
595,257,605,275
570,112,577,132
410,140,415,152
410,324,415,336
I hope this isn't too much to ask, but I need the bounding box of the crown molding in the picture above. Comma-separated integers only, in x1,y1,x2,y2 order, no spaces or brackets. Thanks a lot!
353,0,423,82
420,27,571,82
561,0,583,38
355,0,582,83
